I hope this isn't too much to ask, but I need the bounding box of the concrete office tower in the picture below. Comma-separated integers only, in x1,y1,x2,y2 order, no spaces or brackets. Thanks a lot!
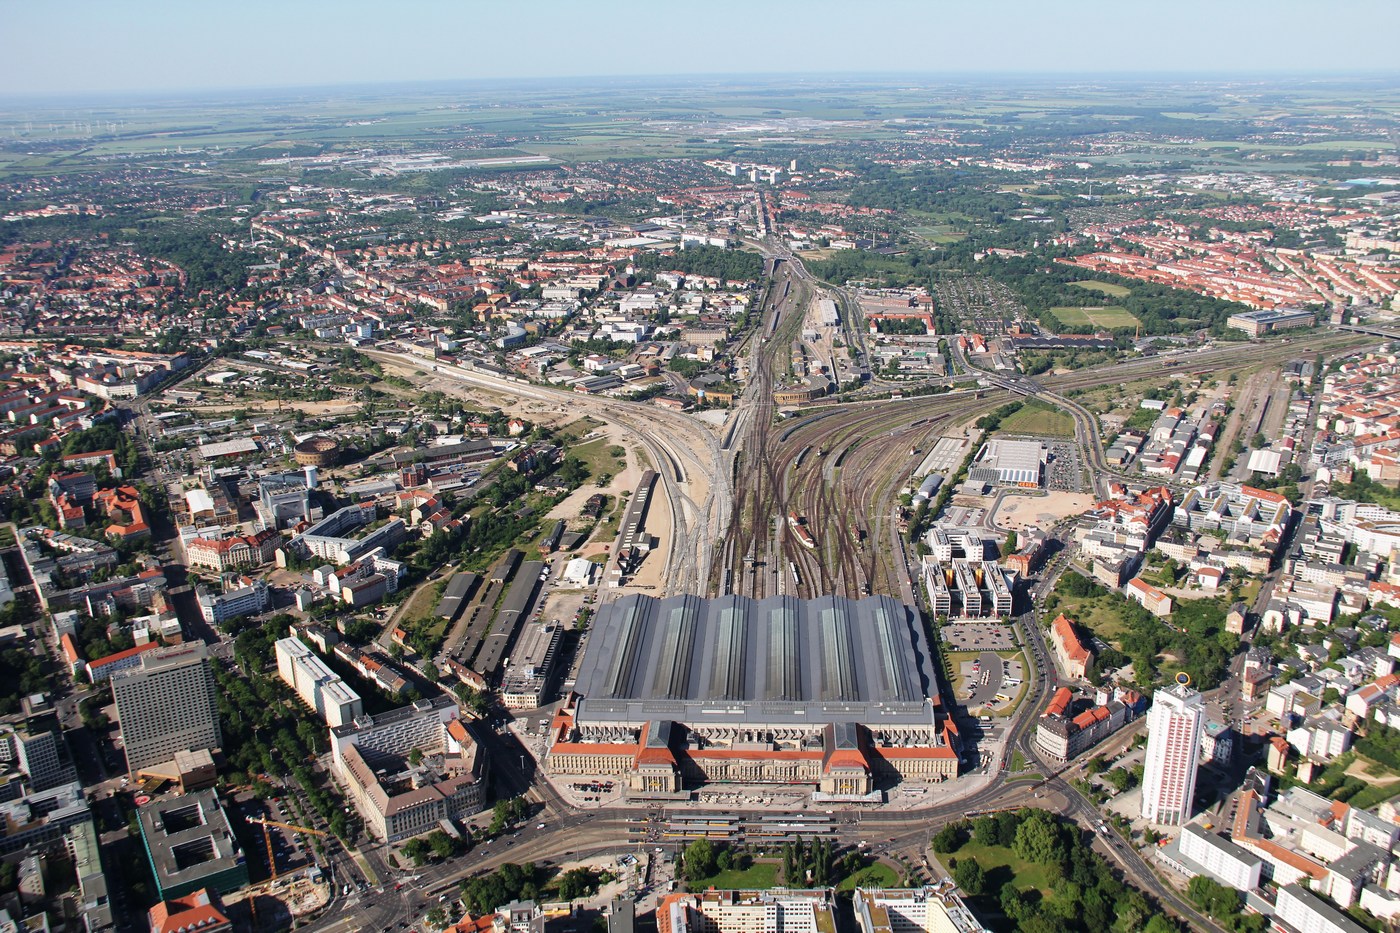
112,643,221,774
1141,681,1205,826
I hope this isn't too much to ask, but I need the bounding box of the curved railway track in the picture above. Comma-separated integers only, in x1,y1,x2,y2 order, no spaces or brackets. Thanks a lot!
717,384,1007,600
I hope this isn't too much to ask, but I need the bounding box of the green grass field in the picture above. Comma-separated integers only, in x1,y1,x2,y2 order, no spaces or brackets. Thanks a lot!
1070,280,1132,298
997,401,1075,436
396,578,450,650
569,437,626,481
1050,305,1140,328
943,651,978,693
837,862,900,892
1047,591,1130,647
690,862,780,891
949,839,1055,897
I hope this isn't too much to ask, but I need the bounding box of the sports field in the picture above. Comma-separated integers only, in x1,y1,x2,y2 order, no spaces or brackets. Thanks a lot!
1069,280,1132,298
1050,305,1139,328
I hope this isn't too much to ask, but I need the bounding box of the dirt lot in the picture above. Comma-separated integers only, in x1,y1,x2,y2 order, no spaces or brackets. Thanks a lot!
991,491,1095,532
191,398,362,416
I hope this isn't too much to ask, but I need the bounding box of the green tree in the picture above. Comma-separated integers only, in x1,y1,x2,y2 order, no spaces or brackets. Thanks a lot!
558,867,599,901
682,838,718,881
1103,768,1136,793
995,810,1021,847
402,837,430,866
428,830,457,860
1187,875,1241,918
1013,812,1063,865
931,823,964,853
952,858,985,897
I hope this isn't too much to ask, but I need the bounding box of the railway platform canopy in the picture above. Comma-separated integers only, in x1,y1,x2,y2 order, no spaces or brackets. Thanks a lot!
549,594,961,798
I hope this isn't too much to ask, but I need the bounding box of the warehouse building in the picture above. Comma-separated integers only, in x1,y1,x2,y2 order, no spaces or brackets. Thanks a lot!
500,620,564,710
970,439,1045,487
1226,308,1315,337
549,594,959,799
473,561,545,680
434,572,480,624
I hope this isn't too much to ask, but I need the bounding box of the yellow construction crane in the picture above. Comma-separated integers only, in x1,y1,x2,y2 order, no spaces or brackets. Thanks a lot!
246,816,328,883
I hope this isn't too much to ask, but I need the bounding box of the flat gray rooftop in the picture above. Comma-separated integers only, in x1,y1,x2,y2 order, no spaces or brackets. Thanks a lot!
573,594,937,726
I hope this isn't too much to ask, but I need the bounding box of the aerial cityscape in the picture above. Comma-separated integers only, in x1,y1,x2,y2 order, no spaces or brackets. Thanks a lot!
1,4,1399,933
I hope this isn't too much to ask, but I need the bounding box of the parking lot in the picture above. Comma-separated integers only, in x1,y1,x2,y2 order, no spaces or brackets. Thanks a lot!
1044,439,1086,492
941,621,1018,651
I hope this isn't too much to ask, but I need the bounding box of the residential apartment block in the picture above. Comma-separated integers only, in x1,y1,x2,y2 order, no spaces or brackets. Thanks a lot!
275,636,363,728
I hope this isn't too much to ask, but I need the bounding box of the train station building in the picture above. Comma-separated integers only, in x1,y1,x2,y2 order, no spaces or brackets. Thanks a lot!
547,594,960,799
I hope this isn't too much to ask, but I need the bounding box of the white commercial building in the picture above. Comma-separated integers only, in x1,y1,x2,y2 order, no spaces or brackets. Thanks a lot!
1178,823,1262,891
330,697,487,842
111,643,220,774
197,578,271,625
974,439,1045,486
275,636,363,728
853,886,989,933
1141,682,1204,826
663,889,839,933
1276,883,1370,933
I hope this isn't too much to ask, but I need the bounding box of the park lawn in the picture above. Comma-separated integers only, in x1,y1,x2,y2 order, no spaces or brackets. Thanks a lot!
1344,759,1400,811
692,862,780,891
998,401,1075,437
1049,592,1130,647
1070,280,1132,298
1050,305,1140,328
396,579,451,650
951,839,1055,898
837,862,900,892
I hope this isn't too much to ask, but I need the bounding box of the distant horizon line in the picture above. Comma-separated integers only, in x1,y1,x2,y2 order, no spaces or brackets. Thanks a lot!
2,68,1398,107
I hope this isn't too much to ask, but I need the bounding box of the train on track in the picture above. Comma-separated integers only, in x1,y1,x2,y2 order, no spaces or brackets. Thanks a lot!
788,512,817,549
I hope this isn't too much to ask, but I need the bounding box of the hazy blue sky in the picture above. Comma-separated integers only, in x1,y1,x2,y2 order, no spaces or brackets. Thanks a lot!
5,0,1397,97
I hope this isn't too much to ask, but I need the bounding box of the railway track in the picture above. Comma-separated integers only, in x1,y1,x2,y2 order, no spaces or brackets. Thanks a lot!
717,256,1372,604
720,384,1005,600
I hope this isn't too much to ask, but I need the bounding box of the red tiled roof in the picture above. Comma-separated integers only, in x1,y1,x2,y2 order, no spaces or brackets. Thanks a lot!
1044,687,1073,717
148,889,231,933
88,640,158,670
1051,614,1090,663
